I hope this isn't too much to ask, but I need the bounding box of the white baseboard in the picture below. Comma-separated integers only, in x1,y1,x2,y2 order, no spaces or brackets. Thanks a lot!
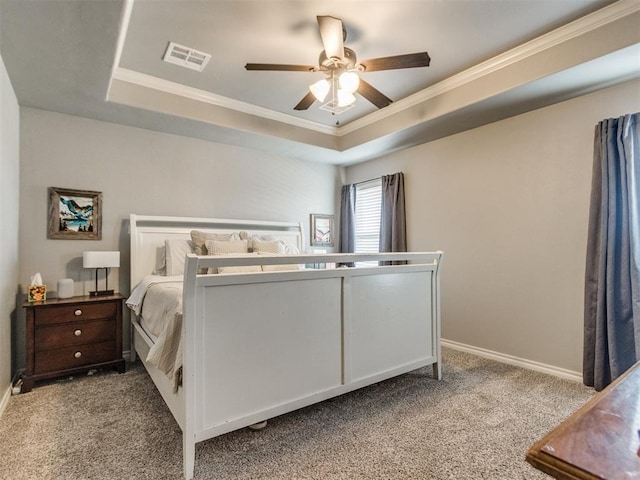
0,384,11,419
442,339,583,383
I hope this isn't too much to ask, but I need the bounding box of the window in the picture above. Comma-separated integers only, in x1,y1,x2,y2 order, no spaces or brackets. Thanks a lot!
354,179,382,263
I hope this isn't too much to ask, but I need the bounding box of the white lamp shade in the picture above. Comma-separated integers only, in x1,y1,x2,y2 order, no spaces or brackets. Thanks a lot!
339,71,360,93
83,251,120,268
309,78,330,102
337,89,356,107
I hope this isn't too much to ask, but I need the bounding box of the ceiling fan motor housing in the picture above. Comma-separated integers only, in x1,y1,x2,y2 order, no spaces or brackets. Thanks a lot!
319,47,357,72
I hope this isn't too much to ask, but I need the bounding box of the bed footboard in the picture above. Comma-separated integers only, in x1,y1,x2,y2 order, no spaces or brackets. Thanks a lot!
180,252,442,479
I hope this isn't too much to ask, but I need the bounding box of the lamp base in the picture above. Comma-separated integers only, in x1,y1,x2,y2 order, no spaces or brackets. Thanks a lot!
89,289,114,297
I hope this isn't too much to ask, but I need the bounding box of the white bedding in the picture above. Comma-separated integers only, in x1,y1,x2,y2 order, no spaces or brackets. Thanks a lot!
139,281,183,340
126,275,182,315
128,276,184,390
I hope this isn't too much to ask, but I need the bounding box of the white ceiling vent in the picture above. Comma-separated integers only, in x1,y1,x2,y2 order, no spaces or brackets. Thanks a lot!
163,42,211,72
319,100,354,115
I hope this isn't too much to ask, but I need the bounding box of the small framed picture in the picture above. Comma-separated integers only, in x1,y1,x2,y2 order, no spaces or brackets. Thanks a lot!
310,214,334,247
48,187,102,240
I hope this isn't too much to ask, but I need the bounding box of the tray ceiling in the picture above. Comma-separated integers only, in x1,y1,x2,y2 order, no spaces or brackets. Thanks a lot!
1,0,639,165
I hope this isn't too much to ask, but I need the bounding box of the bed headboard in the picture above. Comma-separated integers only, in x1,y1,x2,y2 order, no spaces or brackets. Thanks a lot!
129,214,304,288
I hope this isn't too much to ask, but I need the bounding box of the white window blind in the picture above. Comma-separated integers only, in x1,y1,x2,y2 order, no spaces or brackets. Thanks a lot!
355,179,382,260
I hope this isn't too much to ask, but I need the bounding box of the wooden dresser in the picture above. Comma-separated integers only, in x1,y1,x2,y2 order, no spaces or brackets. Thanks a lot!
527,360,640,479
22,294,126,392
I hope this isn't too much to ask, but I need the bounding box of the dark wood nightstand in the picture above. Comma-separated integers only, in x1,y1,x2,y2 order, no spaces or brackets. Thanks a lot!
22,294,126,393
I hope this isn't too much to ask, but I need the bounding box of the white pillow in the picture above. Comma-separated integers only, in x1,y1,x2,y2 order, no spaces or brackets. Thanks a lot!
252,240,286,254
165,239,195,276
256,250,303,272
282,243,300,254
153,245,167,275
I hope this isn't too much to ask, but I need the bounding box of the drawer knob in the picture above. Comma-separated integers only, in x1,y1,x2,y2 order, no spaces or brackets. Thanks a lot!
74,351,82,359
74,309,82,316
74,329,82,337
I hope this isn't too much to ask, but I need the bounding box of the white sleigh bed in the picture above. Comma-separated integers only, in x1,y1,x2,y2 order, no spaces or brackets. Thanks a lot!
128,214,443,479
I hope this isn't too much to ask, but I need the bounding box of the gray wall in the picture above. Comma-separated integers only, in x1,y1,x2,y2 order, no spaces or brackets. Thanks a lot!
11,78,640,379
16,108,341,370
345,78,640,375
0,53,20,399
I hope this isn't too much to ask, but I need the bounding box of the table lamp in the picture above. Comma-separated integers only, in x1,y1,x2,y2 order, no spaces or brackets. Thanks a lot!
83,251,120,296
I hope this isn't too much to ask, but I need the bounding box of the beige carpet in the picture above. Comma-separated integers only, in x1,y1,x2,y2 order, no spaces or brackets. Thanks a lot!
0,348,592,479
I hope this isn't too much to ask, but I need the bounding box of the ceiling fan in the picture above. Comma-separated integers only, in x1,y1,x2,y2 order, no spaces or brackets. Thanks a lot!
245,15,430,112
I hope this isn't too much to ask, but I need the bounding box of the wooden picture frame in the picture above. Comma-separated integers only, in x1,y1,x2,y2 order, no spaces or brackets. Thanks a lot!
48,187,102,240
310,213,334,247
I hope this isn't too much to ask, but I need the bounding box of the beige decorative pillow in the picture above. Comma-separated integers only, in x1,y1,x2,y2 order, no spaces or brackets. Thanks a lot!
238,232,277,251
218,265,262,274
204,240,250,273
190,230,239,255
252,239,286,254
261,264,303,272
206,239,248,255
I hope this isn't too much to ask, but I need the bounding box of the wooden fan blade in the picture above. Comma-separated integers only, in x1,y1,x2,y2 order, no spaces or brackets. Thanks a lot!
357,78,392,109
294,91,316,111
317,16,344,60
245,63,316,72
359,52,430,72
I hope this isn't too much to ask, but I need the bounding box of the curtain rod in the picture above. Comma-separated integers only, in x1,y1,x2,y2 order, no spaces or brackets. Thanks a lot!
352,171,403,186
353,177,380,186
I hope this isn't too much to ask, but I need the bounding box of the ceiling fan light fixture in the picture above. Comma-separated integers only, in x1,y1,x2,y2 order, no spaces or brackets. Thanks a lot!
337,89,356,107
339,71,360,94
309,78,331,102
246,16,429,114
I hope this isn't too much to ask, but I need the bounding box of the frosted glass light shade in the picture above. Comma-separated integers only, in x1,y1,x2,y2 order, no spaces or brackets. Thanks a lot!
337,89,356,107
309,79,330,102
339,71,360,93
83,251,120,268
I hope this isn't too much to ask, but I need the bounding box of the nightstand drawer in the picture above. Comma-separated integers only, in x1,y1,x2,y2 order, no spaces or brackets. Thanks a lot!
34,340,117,374
34,301,117,326
35,319,115,350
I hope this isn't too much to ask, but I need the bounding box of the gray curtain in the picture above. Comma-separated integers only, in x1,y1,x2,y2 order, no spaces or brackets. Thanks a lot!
584,113,640,391
379,172,407,265
339,183,356,256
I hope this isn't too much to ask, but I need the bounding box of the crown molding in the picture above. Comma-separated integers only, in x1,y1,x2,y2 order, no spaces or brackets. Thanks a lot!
338,0,640,135
107,0,134,100
111,68,338,135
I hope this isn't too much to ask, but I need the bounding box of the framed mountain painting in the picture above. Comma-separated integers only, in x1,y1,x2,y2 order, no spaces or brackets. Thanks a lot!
47,187,102,240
